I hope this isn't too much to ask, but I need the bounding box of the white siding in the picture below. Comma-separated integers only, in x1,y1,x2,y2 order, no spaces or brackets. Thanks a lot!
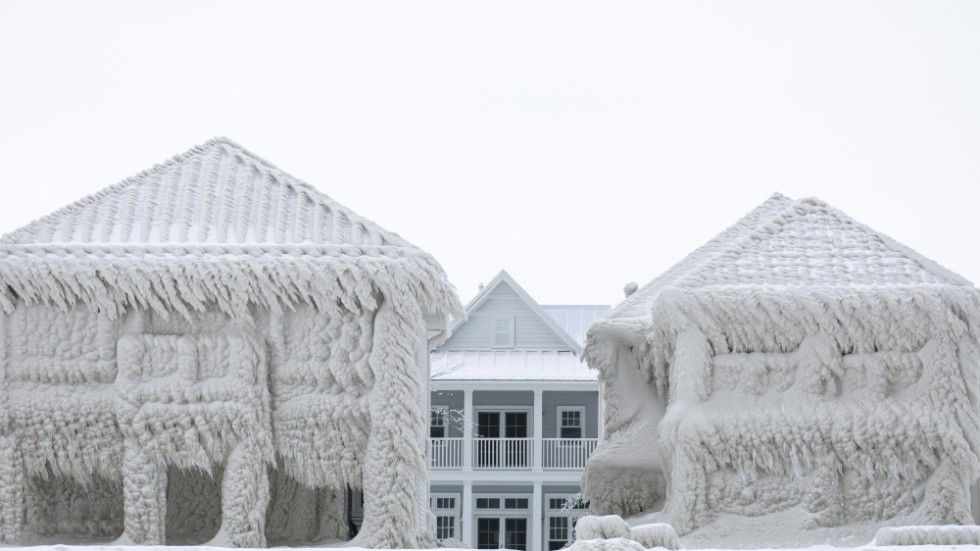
441,283,570,351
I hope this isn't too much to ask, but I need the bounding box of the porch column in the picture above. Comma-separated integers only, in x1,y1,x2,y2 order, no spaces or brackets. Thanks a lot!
463,480,474,548
533,389,543,471
532,481,543,551
463,389,473,471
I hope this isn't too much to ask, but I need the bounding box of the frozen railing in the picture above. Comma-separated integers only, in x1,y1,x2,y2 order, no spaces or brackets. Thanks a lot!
474,437,532,469
542,438,598,469
430,437,464,468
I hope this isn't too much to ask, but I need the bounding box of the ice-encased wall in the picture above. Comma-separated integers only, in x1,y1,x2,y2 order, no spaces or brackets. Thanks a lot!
583,289,980,546
0,296,431,548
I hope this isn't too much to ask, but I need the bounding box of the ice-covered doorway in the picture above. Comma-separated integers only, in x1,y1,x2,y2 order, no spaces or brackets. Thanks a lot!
165,466,223,544
24,472,124,543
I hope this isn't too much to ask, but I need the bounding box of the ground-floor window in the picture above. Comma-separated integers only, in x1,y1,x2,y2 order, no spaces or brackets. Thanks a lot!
545,493,589,550
547,516,569,551
430,492,461,541
475,493,530,550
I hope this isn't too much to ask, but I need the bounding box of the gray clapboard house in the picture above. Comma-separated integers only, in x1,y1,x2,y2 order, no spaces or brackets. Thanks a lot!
428,271,608,551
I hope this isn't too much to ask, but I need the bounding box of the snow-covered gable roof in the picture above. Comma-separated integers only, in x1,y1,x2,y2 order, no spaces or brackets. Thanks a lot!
603,193,796,321
433,270,608,381
0,138,463,322
584,193,980,388
2,137,409,247
670,196,971,291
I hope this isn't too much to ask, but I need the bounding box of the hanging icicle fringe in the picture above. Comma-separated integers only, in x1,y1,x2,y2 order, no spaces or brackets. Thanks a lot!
0,244,464,325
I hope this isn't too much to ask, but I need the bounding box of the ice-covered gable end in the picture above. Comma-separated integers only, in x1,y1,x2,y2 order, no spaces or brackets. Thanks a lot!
581,194,980,548
0,138,463,548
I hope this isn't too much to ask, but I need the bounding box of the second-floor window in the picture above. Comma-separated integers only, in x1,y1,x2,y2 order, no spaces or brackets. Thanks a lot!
431,406,447,438
558,407,584,439
492,316,515,348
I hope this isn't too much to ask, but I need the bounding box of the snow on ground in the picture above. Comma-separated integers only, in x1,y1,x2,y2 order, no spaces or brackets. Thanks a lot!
5,545,980,551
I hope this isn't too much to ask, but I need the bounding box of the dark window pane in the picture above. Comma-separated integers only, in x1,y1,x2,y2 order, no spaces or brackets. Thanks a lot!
505,412,528,438
477,518,500,550
505,518,527,551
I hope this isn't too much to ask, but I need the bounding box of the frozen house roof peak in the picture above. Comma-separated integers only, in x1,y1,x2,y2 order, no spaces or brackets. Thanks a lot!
1,137,412,248
0,139,463,321
604,193,794,320
604,193,971,322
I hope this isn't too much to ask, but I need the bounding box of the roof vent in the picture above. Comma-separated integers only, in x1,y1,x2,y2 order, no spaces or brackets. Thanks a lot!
624,281,639,297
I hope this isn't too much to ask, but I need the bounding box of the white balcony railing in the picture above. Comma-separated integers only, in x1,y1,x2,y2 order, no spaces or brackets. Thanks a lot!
430,437,464,468
429,437,598,470
542,438,598,470
474,437,532,469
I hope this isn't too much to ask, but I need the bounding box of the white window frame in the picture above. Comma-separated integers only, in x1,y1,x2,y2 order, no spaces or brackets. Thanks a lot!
430,492,461,541
545,493,588,551
491,315,515,348
557,406,585,439
431,405,448,438
474,407,533,438
473,492,533,550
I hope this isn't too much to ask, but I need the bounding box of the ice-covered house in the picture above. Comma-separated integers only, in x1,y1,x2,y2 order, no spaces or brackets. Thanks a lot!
0,138,462,548
428,271,608,551
581,194,980,547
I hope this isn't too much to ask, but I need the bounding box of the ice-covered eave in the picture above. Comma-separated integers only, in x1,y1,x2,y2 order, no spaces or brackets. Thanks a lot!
0,243,464,324
645,285,980,385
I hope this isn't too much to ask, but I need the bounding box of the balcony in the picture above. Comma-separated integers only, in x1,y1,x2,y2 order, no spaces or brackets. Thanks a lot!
431,437,464,468
542,438,598,469
474,437,532,469
429,437,598,470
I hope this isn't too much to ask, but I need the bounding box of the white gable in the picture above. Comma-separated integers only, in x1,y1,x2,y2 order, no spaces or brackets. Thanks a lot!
434,271,607,381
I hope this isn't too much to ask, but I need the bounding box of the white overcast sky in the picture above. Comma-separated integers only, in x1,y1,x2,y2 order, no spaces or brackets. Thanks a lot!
1,1,978,307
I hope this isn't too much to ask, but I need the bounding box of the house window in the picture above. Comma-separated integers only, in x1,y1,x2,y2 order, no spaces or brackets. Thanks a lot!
430,492,461,541
436,515,455,539
504,498,529,509
558,407,584,439
476,498,501,509
476,410,530,468
431,406,447,438
545,493,588,550
548,516,569,550
436,497,456,509
492,316,515,348
475,494,530,551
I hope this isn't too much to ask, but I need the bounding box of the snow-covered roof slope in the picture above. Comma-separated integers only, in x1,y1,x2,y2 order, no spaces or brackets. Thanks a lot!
0,138,463,321
431,350,596,381
584,193,979,381
542,305,610,347
604,193,795,320
2,137,410,247
671,196,971,291
433,270,607,381
598,193,971,324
